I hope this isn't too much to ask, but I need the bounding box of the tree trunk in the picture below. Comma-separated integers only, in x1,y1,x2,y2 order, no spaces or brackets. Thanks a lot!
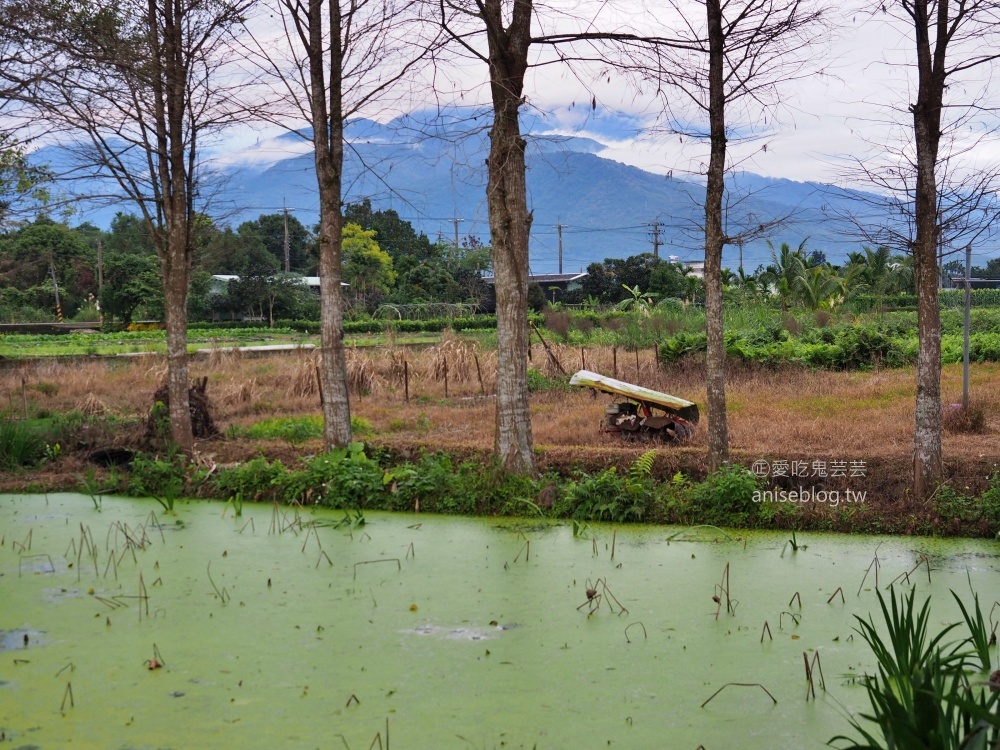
704,0,730,471
151,0,193,454
910,0,945,499
161,239,193,453
484,0,535,474
308,0,352,450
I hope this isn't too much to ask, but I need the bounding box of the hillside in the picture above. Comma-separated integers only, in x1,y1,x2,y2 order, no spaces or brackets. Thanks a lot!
37,113,878,273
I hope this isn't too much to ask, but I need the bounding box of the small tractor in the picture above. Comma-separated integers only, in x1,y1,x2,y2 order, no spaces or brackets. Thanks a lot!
569,369,699,444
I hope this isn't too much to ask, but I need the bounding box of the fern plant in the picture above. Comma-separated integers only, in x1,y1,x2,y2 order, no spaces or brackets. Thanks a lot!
627,450,656,485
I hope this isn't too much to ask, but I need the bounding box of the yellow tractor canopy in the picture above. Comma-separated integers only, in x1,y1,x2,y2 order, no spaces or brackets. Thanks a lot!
569,369,700,424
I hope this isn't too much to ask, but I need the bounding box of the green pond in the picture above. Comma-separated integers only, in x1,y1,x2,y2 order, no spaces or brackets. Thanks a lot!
1,494,997,749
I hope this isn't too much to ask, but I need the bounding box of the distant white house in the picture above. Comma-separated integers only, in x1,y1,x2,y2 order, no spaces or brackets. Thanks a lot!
684,261,705,279
668,256,705,280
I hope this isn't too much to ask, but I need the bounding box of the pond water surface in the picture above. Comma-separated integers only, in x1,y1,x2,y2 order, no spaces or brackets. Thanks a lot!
0,494,997,749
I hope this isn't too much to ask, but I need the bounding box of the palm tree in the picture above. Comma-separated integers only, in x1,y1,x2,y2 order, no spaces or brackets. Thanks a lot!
794,264,847,309
759,240,809,310
847,246,914,308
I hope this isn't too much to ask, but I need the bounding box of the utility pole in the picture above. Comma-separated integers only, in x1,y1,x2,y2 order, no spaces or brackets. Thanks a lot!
648,222,663,259
963,244,971,409
96,235,104,325
452,218,463,261
555,223,565,274
49,258,62,323
282,201,295,273
97,236,104,290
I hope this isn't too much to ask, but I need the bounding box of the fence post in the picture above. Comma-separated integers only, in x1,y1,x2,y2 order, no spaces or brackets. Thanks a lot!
475,354,485,395
404,361,409,403
314,366,324,406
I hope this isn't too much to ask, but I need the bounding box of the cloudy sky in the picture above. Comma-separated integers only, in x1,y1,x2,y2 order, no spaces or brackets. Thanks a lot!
227,0,1000,188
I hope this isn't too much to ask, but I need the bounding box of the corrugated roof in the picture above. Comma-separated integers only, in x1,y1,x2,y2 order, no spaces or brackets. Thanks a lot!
482,273,588,285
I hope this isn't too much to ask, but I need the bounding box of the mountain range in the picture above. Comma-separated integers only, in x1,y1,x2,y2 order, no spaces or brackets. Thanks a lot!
38,112,886,274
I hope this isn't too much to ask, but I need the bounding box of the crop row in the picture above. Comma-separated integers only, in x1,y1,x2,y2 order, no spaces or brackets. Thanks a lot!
659,325,1000,369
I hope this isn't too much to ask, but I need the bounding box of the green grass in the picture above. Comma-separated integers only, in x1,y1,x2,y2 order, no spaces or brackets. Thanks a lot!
233,415,372,444
0,327,466,358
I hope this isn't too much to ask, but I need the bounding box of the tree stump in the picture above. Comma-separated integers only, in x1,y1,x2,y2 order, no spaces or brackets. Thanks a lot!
146,376,219,441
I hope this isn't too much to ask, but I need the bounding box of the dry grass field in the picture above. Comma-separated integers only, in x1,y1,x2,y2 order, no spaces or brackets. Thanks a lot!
3,334,999,464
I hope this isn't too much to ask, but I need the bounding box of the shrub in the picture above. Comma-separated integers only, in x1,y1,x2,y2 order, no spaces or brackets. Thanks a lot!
574,316,595,336
384,453,457,512
125,452,188,502
554,468,630,521
305,443,385,509
782,315,802,336
525,368,571,393
213,456,290,503
33,381,59,396
543,307,572,341
936,474,1000,532
554,452,657,523
686,464,761,527
659,331,707,362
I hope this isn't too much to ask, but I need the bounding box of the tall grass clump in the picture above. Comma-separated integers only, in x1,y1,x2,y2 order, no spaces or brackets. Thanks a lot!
831,588,1000,749
0,420,46,469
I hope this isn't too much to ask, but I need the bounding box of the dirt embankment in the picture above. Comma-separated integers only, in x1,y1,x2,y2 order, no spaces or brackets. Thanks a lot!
4,435,997,538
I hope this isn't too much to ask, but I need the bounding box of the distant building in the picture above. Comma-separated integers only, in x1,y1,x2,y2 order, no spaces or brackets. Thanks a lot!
482,272,588,291
481,272,588,309
946,277,1000,290
668,255,705,279
683,260,705,279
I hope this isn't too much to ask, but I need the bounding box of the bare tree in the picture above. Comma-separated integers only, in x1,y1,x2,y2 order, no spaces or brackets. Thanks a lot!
438,1,536,472
18,0,253,453
246,0,436,450
839,0,1000,498
436,1,693,473
628,0,823,470
0,2,53,225
832,126,1000,271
